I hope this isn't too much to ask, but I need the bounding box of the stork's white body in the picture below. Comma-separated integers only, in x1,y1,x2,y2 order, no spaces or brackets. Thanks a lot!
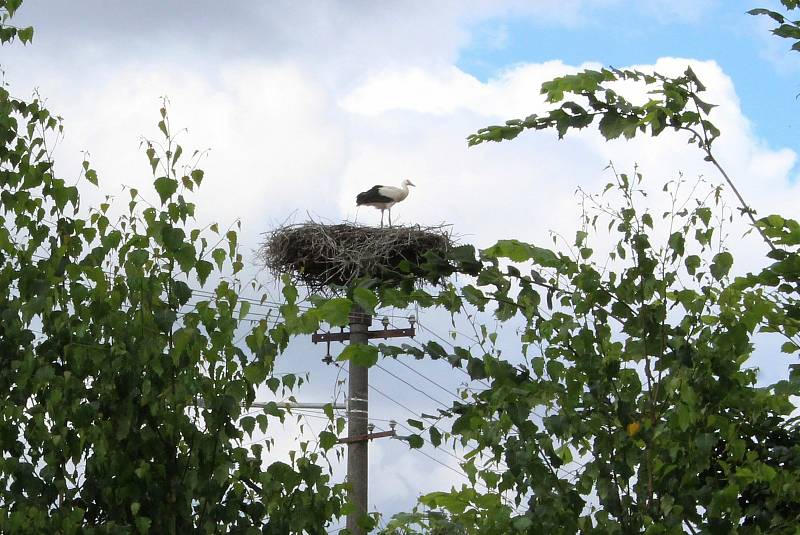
356,179,415,227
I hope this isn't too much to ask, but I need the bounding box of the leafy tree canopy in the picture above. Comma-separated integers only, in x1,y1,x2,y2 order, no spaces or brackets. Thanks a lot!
0,1,356,532
378,3,800,534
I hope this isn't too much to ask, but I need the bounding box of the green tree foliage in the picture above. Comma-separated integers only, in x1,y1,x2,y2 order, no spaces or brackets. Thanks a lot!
749,1,800,52
465,64,776,252
382,171,800,533
0,2,346,532
383,507,467,534
381,6,800,535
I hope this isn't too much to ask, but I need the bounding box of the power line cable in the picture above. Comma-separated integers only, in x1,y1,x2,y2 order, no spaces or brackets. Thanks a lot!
367,382,424,421
369,422,468,482
362,376,470,467
396,316,548,421
374,363,451,409
392,318,491,390
391,356,462,401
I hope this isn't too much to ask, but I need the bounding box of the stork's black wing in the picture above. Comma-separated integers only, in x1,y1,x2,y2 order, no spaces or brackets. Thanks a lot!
356,185,393,205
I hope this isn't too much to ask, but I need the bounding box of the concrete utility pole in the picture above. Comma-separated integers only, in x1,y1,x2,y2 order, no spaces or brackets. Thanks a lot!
346,306,370,535
312,309,415,534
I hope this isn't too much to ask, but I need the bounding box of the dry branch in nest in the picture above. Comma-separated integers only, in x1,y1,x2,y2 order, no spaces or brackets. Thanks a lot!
260,222,452,292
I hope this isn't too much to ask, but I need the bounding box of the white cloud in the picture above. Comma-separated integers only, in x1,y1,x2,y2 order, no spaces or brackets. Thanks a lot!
340,60,598,118
340,67,486,116
338,55,799,259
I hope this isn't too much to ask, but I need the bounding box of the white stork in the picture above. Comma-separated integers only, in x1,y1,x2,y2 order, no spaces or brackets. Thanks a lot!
356,179,415,227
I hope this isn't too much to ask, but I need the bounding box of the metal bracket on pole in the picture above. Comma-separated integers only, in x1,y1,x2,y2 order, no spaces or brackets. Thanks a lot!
337,429,396,444
312,326,415,344
313,313,417,345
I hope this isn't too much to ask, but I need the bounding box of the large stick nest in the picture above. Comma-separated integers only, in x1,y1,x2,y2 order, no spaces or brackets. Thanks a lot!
260,222,452,292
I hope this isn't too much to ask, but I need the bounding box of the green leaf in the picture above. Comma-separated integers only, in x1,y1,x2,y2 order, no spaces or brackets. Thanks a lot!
668,232,685,258
407,419,424,430
195,259,213,285
211,248,226,270
546,359,565,380
238,301,251,321
172,327,195,361
283,282,299,305
338,344,379,367
226,230,238,256
710,251,733,280
17,26,33,44
407,434,424,449
153,176,178,204
134,517,152,534
425,341,448,360
462,285,489,310
317,298,352,327
747,8,785,24
380,287,410,308
243,362,267,385
685,254,701,275
483,239,560,267
429,426,442,447
241,416,256,436
353,287,378,314
319,430,338,450
532,356,544,377
85,168,98,186
598,111,627,139
128,249,149,266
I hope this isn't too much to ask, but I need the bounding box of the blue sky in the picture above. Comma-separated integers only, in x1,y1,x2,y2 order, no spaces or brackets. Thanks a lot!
457,1,800,160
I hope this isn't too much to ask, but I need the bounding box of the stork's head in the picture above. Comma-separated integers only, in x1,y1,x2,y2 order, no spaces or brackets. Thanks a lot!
403,179,415,187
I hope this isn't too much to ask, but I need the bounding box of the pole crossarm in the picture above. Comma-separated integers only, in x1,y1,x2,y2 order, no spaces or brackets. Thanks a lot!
312,327,415,344
337,429,396,444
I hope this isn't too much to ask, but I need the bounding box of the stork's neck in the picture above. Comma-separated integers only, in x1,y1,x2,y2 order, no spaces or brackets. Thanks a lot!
398,182,409,199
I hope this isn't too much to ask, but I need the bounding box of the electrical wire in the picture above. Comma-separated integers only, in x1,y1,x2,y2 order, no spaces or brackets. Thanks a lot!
402,440,470,481
363,379,468,467
371,421,523,516
368,421,468,482
374,363,451,409
368,382,424,420
387,317,475,396
391,316,492,389
391,356,462,401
